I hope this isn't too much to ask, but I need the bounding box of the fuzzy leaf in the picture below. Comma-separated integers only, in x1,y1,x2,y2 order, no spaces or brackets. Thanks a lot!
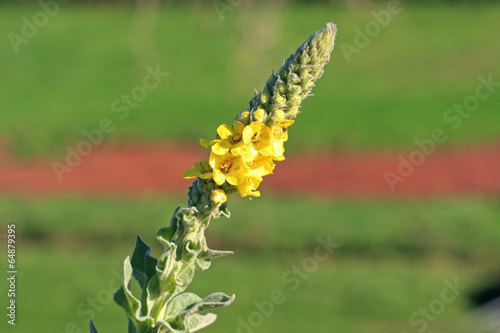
146,249,179,316
211,203,230,219
163,293,202,321
176,263,196,290
185,313,217,332
184,292,235,315
196,249,233,270
114,257,142,321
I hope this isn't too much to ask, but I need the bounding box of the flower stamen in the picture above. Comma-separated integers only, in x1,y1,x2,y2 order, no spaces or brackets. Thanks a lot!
251,132,262,144
230,133,242,144
220,160,232,173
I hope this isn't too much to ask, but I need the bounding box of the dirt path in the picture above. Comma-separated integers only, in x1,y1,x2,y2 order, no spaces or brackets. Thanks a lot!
1,142,499,197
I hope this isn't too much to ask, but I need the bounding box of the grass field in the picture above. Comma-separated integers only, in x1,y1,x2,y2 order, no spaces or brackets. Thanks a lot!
1,195,499,332
1,2,500,157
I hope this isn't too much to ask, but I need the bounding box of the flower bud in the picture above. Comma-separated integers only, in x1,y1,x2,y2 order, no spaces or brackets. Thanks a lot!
260,92,269,104
275,96,286,105
238,111,250,124
211,189,227,204
275,110,285,122
253,108,267,123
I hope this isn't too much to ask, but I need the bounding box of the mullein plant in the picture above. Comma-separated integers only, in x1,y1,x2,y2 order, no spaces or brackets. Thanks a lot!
90,22,337,333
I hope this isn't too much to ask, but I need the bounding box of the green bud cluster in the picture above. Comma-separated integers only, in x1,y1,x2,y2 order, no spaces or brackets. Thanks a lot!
246,22,337,126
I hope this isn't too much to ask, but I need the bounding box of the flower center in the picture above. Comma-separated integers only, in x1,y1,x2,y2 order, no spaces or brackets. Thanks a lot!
220,160,232,173
251,132,262,144
230,133,242,144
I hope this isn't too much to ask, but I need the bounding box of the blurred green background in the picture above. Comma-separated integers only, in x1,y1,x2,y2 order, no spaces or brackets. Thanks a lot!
1,1,500,332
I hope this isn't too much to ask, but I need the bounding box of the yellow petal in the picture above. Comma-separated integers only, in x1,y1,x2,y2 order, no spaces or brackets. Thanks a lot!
213,171,226,185
217,124,234,139
250,156,274,177
242,146,259,162
246,190,261,197
236,176,262,197
230,140,250,157
242,124,256,144
225,156,248,186
211,139,232,155
233,120,245,134
269,140,285,161
258,144,273,156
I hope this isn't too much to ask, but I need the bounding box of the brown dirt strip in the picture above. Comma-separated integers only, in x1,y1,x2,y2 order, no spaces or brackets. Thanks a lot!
0,142,499,197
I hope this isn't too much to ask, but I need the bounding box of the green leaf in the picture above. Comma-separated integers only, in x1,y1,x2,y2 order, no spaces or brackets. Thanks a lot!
156,246,178,281
113,257,142,321
131,236,158,289
211,203,230,219
127,319,138,333
176,263,195,290
184,292,235,314
89,320,99,333
146,250,179,319
162,292,234,331
163,293,202,321
155,321,178,333
185,313,217,332
195,249,233,270
156,207,180,247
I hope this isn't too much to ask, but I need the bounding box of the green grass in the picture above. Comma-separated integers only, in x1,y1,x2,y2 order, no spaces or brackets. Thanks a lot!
1,2,500,157
1,195,500,260
0,195,498,332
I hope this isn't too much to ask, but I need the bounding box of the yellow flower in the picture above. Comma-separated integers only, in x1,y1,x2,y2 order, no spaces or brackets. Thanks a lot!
183,161,213,180
269,120,294,161
236,155,274,197
242,122,273,156
209,152,249,186
211,120,250,157
211,189,227,204
247,155,275,178
236,176,262,198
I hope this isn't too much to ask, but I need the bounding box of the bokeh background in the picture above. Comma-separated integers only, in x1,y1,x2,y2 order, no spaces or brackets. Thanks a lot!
1,0,500,332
